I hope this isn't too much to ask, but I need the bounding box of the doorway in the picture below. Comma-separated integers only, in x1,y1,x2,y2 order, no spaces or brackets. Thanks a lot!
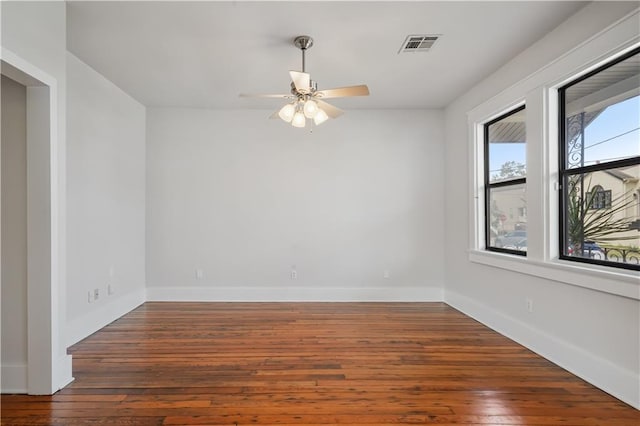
1,74,28,392
1,52,72,394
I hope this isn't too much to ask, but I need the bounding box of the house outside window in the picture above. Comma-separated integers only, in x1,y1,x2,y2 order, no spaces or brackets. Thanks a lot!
484,106,527,254
559,47,640,270
587,185,612,210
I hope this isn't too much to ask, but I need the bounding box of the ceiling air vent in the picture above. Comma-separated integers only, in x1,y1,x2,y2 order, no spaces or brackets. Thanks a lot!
398,35,440,54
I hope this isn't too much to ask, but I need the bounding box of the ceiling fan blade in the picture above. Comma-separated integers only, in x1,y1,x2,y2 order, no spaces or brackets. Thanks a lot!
316,100,344,118
315,84,369,99
289,71,311,94
239,93,292,99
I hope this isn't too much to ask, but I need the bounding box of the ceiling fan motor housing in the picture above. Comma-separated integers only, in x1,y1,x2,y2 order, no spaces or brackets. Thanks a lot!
290,80,317,96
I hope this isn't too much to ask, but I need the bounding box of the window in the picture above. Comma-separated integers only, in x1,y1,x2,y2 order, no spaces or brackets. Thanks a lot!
484,106,526,255
559,47,640,270
469,20,639,297
587,185,612,210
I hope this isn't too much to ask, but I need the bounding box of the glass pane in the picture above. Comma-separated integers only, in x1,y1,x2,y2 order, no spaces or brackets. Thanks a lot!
564,52,640,169
489,183,527,251
488,107,526,183
563,164,640,265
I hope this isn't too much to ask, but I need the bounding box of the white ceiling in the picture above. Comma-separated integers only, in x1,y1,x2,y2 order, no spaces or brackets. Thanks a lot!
67,1,587,110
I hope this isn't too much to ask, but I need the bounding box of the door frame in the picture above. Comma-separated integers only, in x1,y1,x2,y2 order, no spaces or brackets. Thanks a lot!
1,47,72,394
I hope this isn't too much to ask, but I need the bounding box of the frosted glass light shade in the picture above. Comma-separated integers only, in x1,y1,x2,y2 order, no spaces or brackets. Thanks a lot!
313,108,329,125
278,103,296,122
303,100,318,118
291,111,306,128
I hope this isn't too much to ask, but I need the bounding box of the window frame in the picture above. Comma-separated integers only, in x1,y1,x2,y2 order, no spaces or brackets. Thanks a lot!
484,105,527,256
557,46,640,272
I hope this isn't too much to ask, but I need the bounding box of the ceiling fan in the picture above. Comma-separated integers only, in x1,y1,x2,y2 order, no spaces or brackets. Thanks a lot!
240,35,370,128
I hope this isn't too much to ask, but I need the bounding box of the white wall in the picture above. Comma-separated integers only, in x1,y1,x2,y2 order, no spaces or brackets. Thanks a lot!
66,53,146,345
1,75,28,390
146,109,444,301
444,2,640,408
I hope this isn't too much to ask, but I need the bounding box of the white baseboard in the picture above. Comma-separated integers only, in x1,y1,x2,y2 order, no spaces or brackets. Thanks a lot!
1,356,74,395
146,285,444,302
1,363,27,393
54,354,74,392
445,289,640,410
66,288,146,346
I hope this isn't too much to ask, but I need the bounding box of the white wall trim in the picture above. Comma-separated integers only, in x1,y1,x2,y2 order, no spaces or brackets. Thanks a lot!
468,250,639,300
445,289,640,410
0,363,27,394
1,48,56,89
66,288,146,347
53,354,74,393
146,285,444,302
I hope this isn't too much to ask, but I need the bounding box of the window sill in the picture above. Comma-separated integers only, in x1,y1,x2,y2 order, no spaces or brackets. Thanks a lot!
468,250,640,300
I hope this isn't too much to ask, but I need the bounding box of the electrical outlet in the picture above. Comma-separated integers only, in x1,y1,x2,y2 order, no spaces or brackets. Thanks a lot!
196,268,204,280
94,288,100,301
290,269,298,280
107,283,115,295
526,298,534,313
383,269,390,279
88,290,93,303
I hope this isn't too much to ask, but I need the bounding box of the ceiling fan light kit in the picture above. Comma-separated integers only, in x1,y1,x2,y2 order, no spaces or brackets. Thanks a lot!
278,103,296,122
240,35,369,129
303,99,318,118
291,110,306,128
313,108,329,125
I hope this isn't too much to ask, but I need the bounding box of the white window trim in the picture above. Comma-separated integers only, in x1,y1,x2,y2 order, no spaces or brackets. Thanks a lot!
467,10,640,300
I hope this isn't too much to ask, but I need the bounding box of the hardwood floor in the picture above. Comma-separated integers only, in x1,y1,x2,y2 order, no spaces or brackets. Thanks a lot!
2,302,638,425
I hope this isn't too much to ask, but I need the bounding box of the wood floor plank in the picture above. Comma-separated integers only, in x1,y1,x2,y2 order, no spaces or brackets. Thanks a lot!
2,302,638,425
